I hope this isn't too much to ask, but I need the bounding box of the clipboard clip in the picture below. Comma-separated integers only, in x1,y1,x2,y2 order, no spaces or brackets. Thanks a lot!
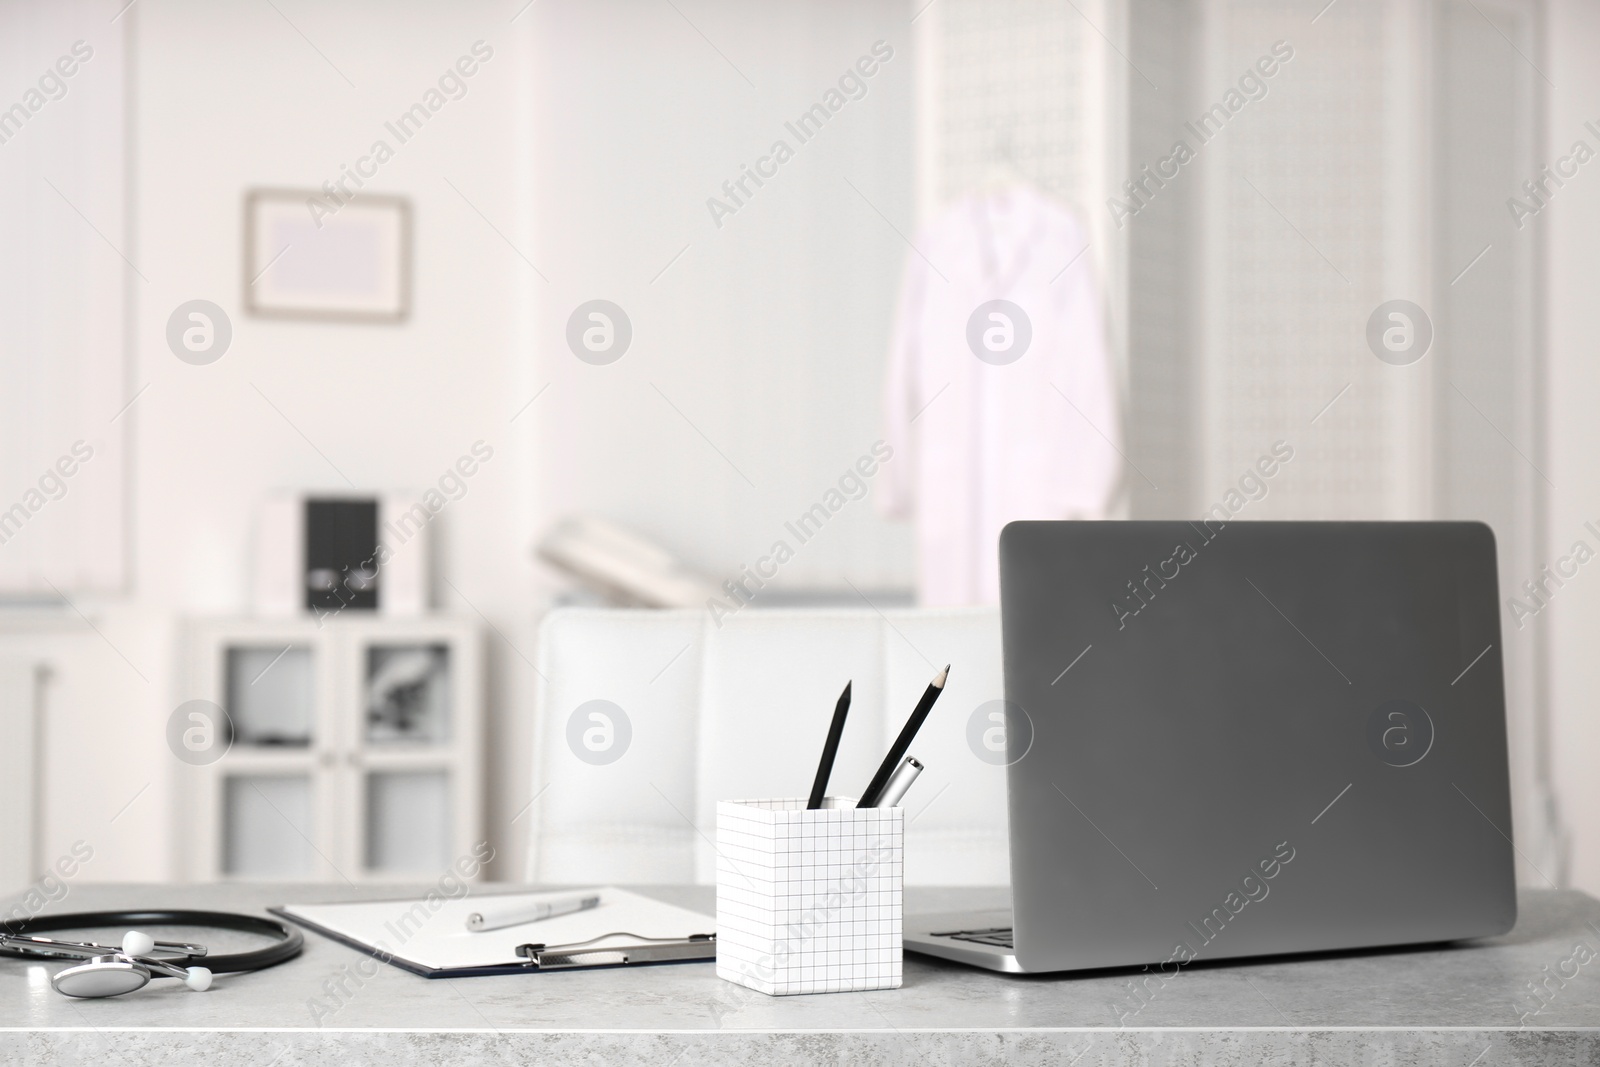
515,931,715,970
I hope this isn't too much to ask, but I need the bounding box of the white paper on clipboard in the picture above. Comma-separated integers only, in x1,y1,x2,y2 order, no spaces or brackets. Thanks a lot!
275,887,715,975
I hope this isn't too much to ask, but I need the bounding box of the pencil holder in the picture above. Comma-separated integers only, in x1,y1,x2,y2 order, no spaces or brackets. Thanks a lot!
715,797,903,995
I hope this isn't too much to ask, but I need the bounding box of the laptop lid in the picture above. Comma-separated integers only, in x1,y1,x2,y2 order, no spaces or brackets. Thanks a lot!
998,520,1516,974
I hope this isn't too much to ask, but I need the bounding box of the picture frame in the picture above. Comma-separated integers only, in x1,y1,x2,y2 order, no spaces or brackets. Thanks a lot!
243,188,412,322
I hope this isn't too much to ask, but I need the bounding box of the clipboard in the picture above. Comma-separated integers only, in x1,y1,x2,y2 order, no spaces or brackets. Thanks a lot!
273,886,716,977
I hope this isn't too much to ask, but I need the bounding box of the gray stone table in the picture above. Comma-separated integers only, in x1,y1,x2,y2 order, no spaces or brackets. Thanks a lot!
1,882,1598,1064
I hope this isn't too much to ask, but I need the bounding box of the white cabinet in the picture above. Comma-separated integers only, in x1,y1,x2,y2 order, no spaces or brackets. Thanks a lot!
178,617,482,883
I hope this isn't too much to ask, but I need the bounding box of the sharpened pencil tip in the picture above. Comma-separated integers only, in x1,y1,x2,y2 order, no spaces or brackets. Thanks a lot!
934,665,949,687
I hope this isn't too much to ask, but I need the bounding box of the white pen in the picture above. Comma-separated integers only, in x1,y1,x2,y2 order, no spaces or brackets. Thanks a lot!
465,893,601,932
874,756,924,808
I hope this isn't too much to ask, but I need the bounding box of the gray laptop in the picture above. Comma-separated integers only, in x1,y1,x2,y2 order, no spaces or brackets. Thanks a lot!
906,520,1517,974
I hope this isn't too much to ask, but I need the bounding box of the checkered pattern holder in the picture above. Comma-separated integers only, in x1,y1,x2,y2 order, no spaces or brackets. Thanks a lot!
716,797,904,995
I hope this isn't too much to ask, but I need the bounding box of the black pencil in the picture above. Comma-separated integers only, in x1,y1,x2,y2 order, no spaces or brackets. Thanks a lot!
858,665,949,808
806,680,852,810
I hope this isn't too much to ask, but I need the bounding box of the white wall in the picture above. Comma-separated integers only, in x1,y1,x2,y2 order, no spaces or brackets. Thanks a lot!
1544,0,1600,895
527,0,915,596
12,0,541,883
0,0,129,595
14,0,918,888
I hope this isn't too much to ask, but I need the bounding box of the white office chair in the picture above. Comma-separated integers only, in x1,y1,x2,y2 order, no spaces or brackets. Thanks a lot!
527,606,1009,886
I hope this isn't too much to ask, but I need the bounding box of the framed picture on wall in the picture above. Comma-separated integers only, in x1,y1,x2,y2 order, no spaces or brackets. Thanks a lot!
243,189,411,322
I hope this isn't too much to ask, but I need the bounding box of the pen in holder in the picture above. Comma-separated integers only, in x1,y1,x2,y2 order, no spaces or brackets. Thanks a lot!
715,797,903,995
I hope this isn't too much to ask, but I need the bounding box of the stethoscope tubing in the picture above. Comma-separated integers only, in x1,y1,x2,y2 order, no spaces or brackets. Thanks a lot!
0,909,304,973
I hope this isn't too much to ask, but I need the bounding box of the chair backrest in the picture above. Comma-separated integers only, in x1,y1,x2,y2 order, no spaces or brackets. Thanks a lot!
528,606,1009,886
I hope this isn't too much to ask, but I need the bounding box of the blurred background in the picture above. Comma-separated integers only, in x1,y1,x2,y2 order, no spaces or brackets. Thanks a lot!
0,0,1595,894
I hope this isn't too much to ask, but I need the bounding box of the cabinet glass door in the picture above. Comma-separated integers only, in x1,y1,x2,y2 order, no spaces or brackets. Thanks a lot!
225,645,314,747
221,774,316,877
363,769,451,874
363,643,451,745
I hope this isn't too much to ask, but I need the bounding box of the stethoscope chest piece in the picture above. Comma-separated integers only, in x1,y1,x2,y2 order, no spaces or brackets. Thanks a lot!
52,956,152,999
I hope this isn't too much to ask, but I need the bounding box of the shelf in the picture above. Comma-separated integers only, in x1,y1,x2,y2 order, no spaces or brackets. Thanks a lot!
182,616,482,883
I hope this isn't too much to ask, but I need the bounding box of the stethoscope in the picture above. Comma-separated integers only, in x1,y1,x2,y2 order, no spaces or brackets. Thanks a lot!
0,910,304,998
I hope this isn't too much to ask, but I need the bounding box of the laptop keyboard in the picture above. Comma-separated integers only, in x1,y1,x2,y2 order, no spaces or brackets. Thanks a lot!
932,926,1015,949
